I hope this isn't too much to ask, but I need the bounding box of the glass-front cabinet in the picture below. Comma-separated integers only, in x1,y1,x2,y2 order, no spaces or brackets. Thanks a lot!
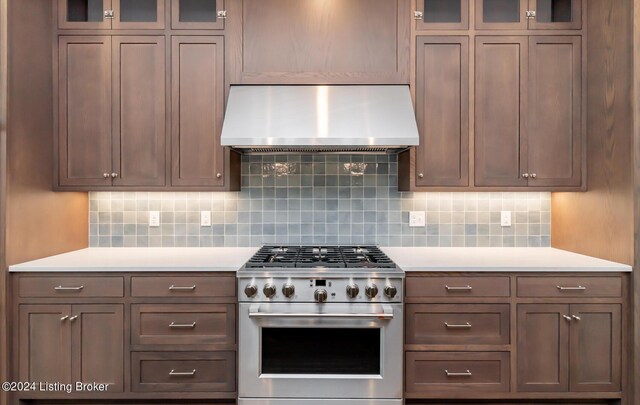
58,0,165,29
172,0,226,29
475,0,581,30
415,0,469,30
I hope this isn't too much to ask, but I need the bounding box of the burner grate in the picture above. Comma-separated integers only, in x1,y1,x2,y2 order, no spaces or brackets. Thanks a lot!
244,245,396,269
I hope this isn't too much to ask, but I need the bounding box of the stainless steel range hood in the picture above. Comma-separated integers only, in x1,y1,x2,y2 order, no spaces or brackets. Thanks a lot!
220,85,419,153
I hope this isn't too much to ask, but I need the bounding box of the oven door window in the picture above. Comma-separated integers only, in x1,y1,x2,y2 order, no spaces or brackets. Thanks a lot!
261,328,381,375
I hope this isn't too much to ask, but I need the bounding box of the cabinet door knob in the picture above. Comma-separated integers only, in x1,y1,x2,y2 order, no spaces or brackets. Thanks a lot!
69,315,78,322
530,173,537,179
563,315,572,321
572,315,581,321
413,11,423,20
216,173,222,179
103,173,111,179
60,315,69,322
418,173,424,179
522,173,529,178
111,173,119,178
104,9,114,19
217,10,227,19
526,10,536,19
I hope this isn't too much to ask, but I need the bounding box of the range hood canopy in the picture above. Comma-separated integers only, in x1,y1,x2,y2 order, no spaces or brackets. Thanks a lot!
220,85,419,153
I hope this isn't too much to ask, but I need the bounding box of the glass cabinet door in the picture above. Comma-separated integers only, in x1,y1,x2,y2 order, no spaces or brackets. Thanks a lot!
112,0,165,29
59,0,112,29
529,0,582,29
415,0,469,30
475,0,528,30
172,0,225,29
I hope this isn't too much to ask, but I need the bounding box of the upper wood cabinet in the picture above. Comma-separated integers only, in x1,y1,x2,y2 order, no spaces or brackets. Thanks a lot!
475,0,581,30
172,0,226,29
229,0,410,84
414,0,470,30
415,36,469,187
58,0,165,30
475,36,582,188
58,36,166,188
171,36,226,187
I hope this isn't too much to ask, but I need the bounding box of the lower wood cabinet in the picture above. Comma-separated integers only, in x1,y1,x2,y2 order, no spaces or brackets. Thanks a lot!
517,303,621,392
19,304,124,392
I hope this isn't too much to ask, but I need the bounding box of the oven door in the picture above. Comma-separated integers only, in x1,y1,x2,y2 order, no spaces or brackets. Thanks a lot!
238,302,403,399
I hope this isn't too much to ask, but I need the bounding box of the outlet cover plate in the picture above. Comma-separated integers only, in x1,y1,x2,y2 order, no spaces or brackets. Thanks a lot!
409,211,426,228
501,211,512,227
149,211,160,227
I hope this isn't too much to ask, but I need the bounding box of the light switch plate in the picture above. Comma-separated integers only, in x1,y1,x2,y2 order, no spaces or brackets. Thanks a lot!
501,211,512,227
149,211,160,227
201,211,212,227
409,211,426,228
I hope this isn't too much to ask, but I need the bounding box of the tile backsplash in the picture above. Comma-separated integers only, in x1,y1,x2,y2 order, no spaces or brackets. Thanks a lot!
90,154,551,248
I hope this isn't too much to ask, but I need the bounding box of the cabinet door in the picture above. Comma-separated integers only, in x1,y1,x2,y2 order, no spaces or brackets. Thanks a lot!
415,36,469,187
72,305,124,392
171,36,225,187
526,36,582,187
529,0,582,30
58,36,113,187
475,37,528,187
516,304,569,392
415,0,469,30
172,0,225,29
59,0,112,29
19,305,72,383
475,0,528,30
112,0,165,29
569,304,621,392
112,36,166,187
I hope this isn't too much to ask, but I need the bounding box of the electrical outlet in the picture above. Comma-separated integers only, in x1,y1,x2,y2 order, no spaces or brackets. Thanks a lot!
409,211,426,228
149,211,160,227
501,211,512,227
201,211,212,227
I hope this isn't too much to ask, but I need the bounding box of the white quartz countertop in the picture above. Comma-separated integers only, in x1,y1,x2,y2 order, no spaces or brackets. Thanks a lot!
8,247,258,272
382,247,632,272
8,247,631,273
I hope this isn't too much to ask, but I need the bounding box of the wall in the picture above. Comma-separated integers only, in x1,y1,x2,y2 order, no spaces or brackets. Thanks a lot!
91,154,551,247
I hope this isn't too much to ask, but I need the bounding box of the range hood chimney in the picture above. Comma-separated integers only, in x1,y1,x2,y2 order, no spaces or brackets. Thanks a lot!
221,85,419,153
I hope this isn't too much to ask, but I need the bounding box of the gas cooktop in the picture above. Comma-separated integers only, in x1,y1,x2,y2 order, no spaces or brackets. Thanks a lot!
244,245,396,269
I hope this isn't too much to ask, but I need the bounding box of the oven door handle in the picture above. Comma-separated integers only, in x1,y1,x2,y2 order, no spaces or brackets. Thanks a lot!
248,305,394,320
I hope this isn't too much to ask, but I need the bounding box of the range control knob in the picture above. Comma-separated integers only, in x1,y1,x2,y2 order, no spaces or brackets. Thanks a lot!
263,283,277,298
346,284,360,299
384,285,398,299
314,289,328,303
282,283,295,298
365,284,379,299
244,284,258,298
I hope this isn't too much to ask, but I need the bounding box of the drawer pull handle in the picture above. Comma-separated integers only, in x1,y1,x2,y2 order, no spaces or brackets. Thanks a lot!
169,369,196,377
445,322,472,329
556,285,586,291
60,315,69,322
563,314,572,321
572,315,581,321
169,322,197,329
169,285,196,291
69,315,78,322
445,370,472,377
445,285,473,291
54,285,84,291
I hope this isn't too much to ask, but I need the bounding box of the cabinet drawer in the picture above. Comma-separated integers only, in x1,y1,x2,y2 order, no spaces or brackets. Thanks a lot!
406,276,510,298
406,304,510,345
19,276,124,298
132,304,235,346
132,351,236,392
406,352,510,394
517,276,622,298
131,276,236,298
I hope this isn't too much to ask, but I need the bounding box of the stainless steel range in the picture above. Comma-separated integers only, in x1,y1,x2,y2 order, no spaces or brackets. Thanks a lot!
237,245,404,405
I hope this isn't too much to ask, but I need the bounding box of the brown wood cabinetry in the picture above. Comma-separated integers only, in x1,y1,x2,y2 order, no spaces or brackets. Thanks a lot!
415,36,469,187
517,303,621,392
58,35,166,188
58,0,165,30
12,272,238,402
475,0,581,30
475,36,582,188
19,304,124,392
405,272,626,401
